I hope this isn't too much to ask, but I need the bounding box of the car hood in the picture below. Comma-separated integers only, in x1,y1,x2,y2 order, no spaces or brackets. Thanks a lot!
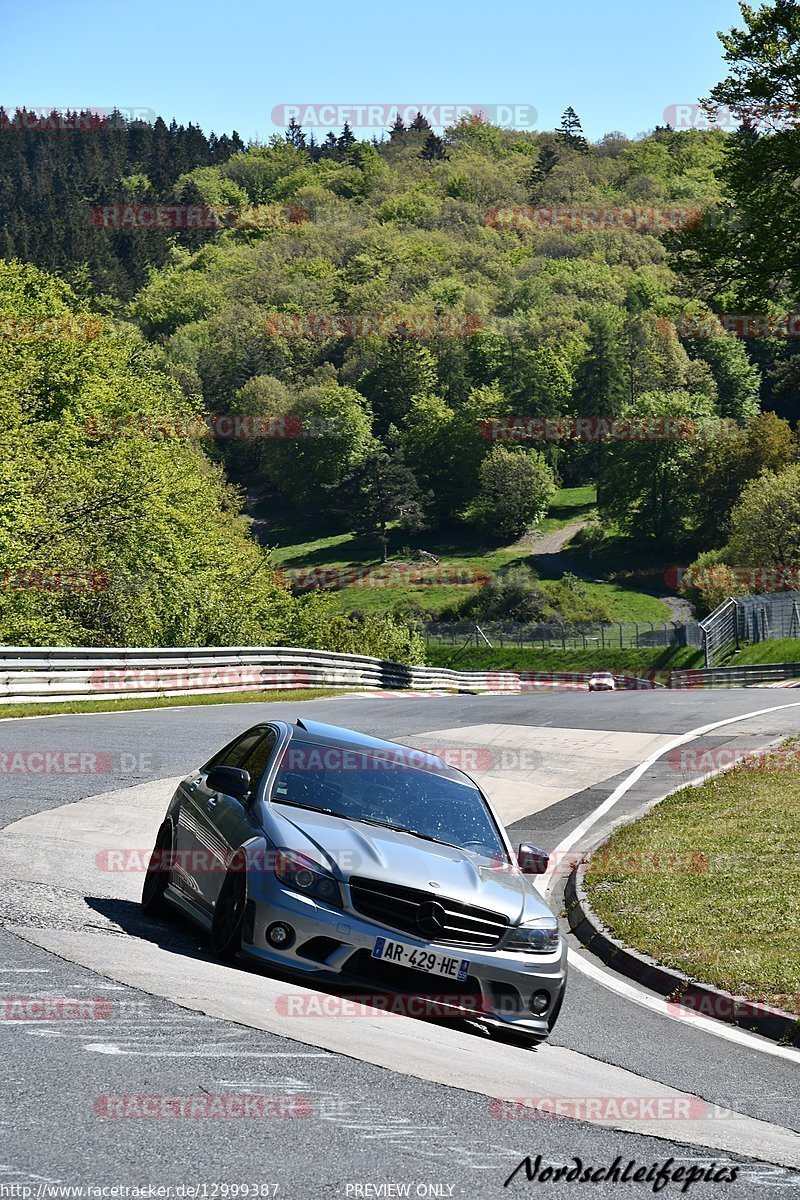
265,803,552,925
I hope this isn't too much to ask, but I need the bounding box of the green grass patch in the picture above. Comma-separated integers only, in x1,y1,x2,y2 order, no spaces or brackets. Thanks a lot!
265,487,674,622
561,580,672,623
425,644,702,673
0,688,346,721
720,639,800,667
553,531,679,623
584,739,800,1010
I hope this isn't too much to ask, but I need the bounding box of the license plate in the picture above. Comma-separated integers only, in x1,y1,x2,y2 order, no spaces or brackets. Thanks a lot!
372,937,470,981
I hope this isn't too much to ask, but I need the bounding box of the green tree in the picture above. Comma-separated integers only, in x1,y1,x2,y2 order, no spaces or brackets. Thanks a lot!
574,309,628,417
420,132,449,163
285,118,306,149
689,411,796,545
388,112,407,143
597,390,715,543
677,0,800,298
727,463,800,570
358,335,439,431
263,382,375,503
684,333,761,421
471,445,556,538
329,447,430,562
557,107,588,152
526,145,559,198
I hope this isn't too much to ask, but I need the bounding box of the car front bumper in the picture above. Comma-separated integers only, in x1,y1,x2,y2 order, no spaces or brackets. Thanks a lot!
242,873,568,1036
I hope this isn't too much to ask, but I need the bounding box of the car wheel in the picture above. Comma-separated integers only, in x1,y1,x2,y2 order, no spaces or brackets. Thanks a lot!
210,851,247,960
141,821,172,917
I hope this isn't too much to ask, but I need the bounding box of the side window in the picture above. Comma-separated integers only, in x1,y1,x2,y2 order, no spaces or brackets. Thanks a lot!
209,727,268,771
239,728,279,796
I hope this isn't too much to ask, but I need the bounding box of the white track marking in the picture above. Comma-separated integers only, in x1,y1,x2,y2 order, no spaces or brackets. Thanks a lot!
83,1042,332,1057
542,700,800,893
539,700,800,1062
569,950,800,1063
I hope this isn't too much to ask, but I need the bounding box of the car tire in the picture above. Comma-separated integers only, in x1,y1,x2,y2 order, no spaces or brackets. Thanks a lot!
141,821,173,917
210,851,247,960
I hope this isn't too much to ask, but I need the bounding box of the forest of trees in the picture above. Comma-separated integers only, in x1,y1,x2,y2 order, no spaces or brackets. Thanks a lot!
0,110,246,297
3,0,800,646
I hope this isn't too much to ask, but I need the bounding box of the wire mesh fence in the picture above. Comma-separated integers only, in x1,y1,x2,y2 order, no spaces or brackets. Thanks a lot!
423,620,700,652
424,592,800,664
736,591,800,643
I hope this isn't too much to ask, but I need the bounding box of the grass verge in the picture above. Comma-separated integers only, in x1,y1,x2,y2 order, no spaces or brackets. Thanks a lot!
584,738,800,1011
0,688,346,721
721,639,800,667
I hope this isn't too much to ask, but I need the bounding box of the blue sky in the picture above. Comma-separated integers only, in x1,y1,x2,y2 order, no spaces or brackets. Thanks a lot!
3,0,744,142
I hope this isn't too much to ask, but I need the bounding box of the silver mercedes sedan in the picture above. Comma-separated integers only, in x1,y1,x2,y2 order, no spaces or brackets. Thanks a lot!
142,718,567,1043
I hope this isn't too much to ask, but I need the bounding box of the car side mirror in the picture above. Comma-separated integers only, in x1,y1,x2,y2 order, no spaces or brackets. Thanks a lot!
206,765,251,804
517,843,549,874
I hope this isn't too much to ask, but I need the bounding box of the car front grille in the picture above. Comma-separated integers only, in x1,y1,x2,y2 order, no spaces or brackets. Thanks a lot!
348,876,509,949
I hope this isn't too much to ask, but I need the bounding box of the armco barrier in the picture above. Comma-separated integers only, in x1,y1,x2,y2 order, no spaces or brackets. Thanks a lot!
0,646,511,702
0,647,797,704
668,662,800,688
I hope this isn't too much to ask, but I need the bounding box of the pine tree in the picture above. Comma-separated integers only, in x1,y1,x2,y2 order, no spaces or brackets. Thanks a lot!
388,111,407,142
557,107,588,152
420,131,448,162
285,117,306,149
526,145,558,196
319,131,339,158
329,448,428,563
338,121,356,152
409,111,432,132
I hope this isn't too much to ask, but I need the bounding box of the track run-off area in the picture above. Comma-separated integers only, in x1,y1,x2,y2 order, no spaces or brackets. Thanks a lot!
0,689,799,1198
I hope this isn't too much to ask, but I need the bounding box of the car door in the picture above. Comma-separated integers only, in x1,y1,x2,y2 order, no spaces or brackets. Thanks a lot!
176,726,270,915
194,726,280,911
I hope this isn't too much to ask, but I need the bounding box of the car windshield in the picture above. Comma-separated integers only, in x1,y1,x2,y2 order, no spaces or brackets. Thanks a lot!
269,738,508,861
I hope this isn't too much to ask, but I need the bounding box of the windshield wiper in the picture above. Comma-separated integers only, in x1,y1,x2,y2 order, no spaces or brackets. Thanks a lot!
353,816,458,848
271,799,346,818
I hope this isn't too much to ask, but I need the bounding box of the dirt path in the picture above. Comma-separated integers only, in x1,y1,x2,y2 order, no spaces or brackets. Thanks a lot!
513,518,590,556
517,518,695,620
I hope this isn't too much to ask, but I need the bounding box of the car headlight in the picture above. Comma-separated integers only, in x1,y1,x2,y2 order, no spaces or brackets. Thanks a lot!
506,917,561,954
273,850,343,908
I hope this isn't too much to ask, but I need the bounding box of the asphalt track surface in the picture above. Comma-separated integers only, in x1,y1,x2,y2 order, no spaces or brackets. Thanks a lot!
1,690,799,1199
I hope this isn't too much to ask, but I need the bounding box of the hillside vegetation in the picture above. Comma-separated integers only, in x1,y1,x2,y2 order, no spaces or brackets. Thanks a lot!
5,1,800,654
